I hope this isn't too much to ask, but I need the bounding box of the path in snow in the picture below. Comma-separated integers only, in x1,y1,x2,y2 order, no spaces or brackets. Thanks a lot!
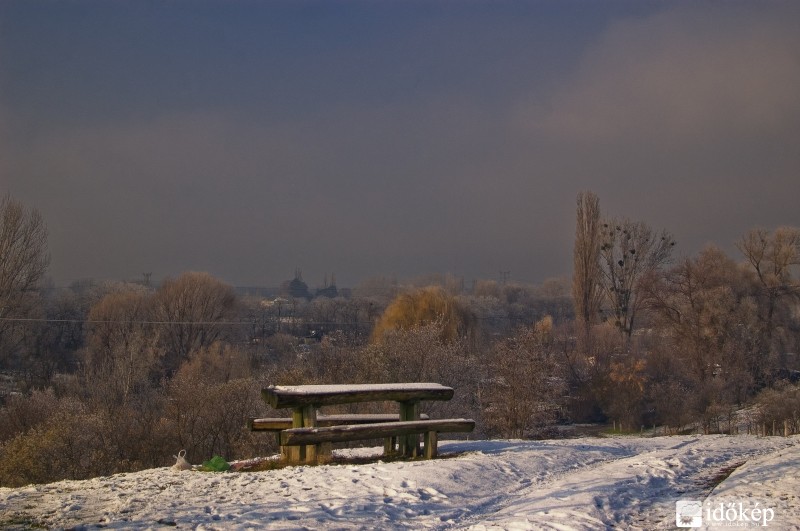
1,435,798,530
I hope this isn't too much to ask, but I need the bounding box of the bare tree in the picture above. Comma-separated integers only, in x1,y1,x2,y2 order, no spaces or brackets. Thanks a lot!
647,246,760,417
572,191,603,348
598,217,675,347
83,289,158,408
152,272,237,373
736,226,800,361
0,195,49,367
481,317,566,438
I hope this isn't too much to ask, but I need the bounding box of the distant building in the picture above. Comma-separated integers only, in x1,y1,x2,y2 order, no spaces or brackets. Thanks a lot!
316,273,338,298
280,269,312,300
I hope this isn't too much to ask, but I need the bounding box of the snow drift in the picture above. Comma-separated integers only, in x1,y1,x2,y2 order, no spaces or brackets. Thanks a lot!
1,435,798,530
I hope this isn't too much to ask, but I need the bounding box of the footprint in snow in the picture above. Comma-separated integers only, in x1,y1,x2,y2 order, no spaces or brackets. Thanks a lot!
418,487,445,500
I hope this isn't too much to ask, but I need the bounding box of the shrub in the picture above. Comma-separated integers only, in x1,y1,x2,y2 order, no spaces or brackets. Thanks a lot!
481,318,566,439
0,407,113,487
755,383,800,435
0,388,63,443
163,351,269,462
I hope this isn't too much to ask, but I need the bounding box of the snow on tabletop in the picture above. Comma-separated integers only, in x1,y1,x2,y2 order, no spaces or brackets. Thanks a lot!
2,435,799,530
268,383,452,394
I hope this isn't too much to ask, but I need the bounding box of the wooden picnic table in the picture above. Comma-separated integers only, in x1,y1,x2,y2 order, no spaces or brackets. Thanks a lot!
261,383,459,462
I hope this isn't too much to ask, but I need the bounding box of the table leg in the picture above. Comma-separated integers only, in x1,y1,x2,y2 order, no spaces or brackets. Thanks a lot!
399,400,420,457
289,406,318,463
384,437,395,456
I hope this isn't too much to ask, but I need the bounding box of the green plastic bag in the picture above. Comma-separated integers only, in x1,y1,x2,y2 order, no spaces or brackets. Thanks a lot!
200,455,231,472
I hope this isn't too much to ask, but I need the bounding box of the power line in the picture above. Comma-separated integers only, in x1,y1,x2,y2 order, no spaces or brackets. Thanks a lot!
0,317,374,327
0,314,544,327
0,317,255,326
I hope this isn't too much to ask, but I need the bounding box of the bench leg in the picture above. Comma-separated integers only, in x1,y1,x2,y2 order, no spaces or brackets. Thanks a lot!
316,443,333,464
399,434,420,457
278,433,291,461
305,443,318,464
399,401,421,458
384,437,396,456
424,431,438,459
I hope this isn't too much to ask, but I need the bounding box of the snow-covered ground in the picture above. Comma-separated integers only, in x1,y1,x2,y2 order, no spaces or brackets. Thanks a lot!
1,435,798,530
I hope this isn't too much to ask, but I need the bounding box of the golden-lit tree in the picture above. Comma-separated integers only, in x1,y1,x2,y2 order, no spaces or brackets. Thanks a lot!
370,286,475,344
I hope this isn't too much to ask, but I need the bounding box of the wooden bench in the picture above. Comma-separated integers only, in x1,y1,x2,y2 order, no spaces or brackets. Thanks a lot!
259,383,475,463
248,413,430,447
280,419,475,459
249,413,430,431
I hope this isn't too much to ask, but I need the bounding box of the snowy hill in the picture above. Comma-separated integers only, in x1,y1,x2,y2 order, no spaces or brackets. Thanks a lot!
1,435,798,530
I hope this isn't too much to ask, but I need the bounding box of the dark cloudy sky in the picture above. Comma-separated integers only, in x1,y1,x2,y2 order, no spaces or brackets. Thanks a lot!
2,1,799,288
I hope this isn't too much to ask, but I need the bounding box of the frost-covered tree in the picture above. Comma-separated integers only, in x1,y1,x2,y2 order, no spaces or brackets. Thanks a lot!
481,317,566,438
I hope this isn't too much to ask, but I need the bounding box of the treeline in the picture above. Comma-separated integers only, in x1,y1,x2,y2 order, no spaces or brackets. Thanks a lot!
569,192,800,434
0,275,569,487
0,192,798,486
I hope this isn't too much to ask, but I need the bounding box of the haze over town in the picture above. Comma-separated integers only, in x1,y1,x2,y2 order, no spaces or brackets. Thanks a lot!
2,1,799,287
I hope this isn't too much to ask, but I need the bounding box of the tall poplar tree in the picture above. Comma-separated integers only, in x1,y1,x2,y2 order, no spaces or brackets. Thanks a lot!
572,191,603,348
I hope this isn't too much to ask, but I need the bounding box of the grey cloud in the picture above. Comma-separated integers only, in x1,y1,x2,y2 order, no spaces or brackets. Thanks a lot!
2,2,798,288
533,7,800,146
515,5,800,255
